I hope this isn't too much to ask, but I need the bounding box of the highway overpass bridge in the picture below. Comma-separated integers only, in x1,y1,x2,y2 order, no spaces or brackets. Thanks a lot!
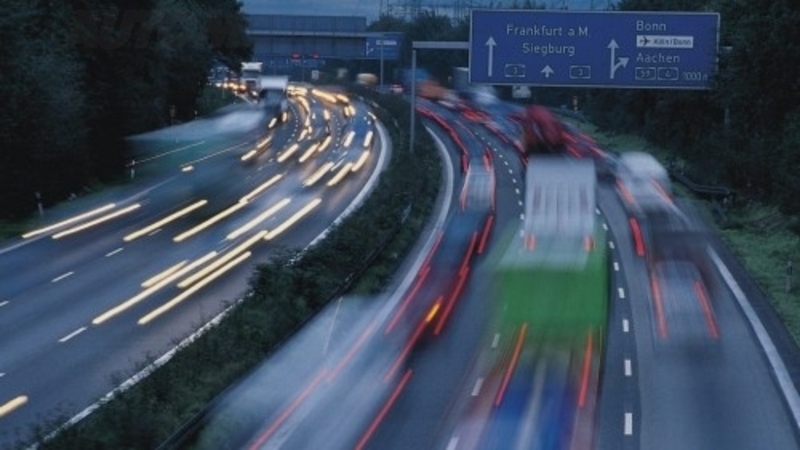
246,14,402,79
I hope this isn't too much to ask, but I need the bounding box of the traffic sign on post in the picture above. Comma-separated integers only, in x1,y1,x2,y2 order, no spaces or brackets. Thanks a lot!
470,10,719,89
364,33,403,60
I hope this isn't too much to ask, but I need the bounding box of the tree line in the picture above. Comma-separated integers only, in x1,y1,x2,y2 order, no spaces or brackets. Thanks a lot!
0,0,251,221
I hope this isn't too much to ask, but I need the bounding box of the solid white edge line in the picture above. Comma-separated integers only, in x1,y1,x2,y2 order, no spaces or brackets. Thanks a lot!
708,246,800,431
365,125,455,327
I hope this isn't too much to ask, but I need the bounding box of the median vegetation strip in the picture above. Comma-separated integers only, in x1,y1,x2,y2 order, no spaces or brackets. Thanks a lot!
29,92,442,450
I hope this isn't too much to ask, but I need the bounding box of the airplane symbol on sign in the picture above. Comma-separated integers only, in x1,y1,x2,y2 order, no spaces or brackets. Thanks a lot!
637,36,650,46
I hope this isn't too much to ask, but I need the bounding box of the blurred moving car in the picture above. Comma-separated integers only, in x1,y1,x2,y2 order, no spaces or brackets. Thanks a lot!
650,259,719,347
615,151,674,217
517,105,566,154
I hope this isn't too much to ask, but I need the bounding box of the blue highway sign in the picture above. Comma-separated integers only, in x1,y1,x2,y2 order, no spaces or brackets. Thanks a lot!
469,10,719,89
364,32,403,60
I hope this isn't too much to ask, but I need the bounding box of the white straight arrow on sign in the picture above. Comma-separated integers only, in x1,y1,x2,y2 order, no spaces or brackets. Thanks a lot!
485,36,496,77
541,65,554,78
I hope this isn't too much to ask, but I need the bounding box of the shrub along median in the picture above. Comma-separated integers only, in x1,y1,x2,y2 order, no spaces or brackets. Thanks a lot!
29,90,442,449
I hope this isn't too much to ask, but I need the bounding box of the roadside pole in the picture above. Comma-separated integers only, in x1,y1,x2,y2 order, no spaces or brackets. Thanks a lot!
35,191,43,218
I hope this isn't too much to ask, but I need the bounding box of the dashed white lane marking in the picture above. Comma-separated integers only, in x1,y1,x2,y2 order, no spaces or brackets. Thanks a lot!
624,359,632,377
518,200,523,207
595,207,601,214
609,241,615,249
515,188,520,195
0,373,5,378
58,326,87,343
503,160,509,166
471,377,484,396
519,213,524,220
603,223,608,230
508,168,513,174
618,287,625,299
148,229,161,236
613,262,620,272
492,333,500,348
105,248,123,257
51,272,74,283
446,436,459,450
624,412,633,435
623,319,629,333
512,178,517,184
0,301,8,307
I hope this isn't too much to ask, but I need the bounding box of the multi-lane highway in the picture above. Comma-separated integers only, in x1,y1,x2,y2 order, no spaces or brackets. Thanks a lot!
0,87,385,447
3,83,800,450
165,97,606,449
166,92,800,450
596,182,800,450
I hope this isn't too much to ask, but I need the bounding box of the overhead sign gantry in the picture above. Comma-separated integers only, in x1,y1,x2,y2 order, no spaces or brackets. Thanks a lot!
469,10,720,89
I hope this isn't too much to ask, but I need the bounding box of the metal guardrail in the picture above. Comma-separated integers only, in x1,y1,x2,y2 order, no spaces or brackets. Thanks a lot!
669,170,734,199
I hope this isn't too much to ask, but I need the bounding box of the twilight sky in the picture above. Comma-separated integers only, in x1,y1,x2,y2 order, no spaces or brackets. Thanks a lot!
240,0,383,20
239,0,607,21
